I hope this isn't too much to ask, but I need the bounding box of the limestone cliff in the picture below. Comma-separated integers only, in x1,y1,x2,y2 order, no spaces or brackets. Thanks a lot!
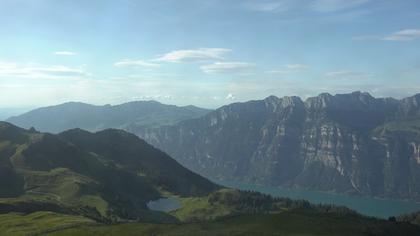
138,92,420,200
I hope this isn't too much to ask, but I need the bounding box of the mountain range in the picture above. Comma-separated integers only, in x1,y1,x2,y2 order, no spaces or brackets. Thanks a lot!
1,121,420,235
6,101,210,133
136,92,420,200
7,92,420,201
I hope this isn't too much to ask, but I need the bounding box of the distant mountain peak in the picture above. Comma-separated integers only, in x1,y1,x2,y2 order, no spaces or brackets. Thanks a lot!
264,95,280,101
6,101,211,133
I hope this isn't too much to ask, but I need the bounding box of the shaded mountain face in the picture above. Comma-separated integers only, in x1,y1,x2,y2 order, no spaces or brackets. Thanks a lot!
0,108,31,121
6,101,210,133
137,92,420,200
0,122,218,221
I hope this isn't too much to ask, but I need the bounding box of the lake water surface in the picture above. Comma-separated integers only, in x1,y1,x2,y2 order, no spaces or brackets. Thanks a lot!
147,197,181,212
215,179,420,219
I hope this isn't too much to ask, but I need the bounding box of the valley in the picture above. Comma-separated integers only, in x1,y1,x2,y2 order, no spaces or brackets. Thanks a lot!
1,121,420,235
4,92,420,235
2,0,419,234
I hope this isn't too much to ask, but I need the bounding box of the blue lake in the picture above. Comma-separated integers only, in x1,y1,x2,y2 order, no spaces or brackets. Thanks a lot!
147,197,181,212
215,179,420,219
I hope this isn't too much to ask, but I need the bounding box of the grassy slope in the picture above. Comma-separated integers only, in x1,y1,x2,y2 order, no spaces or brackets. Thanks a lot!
0,122,219,223
373,118,420,134
0,129,116,220
5,186,419,235
0,211,94,236
0,174,419,236
0,211,405,236
171,196,233,222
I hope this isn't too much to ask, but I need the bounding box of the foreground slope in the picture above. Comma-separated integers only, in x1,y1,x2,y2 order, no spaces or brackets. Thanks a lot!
0,121,217,221
138,92,420,200
1,188,420,235
2,209,420,236
6,101,210,133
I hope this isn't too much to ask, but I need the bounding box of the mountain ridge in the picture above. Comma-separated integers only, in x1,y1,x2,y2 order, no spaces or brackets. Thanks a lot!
6,100,211,133
136,91,420,201
0,121,218,222
5,92,420,200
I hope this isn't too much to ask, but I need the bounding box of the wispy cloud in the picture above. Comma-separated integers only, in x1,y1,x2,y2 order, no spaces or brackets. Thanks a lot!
353,29,420,42
201,62,255,74
382,29,420,41
154,48,231,63
53,51,77,56
244,0,370,13
266,70,289,75
115,48,239,73
114,59,160,68
0,62,87,79
244,0,293,12
325,70,371,79
285,64,310,70
310,0,370,12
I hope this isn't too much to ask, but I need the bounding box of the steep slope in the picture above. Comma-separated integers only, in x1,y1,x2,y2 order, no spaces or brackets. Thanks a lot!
138,92,420,200
0,122,218,222
6,101,210,133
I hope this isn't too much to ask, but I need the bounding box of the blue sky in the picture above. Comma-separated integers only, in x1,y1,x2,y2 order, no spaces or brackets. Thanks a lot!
0,0,419,109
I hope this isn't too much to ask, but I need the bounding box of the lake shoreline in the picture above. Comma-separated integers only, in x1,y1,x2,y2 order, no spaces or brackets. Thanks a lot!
213,178,420,219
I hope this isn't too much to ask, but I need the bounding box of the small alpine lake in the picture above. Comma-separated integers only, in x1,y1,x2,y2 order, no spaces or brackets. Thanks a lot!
214,179,420,219
147,197,181,212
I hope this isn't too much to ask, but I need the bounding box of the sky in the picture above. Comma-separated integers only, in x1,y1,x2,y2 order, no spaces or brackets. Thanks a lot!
0,0,419,109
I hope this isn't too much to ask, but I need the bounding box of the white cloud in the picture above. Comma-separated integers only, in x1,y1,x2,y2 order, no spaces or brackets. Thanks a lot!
0,62,87,79
114,59,160,68
53,51,77,56
311,0,370,12
382,29,420,41
201,62,256,74
226,93,236,100
154,48,231,63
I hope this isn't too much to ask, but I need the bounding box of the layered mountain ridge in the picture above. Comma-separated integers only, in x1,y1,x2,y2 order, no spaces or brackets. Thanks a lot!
137,92,420,200
6,100,211,133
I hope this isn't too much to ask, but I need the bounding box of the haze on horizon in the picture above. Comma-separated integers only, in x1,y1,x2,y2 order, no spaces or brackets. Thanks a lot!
0,0,419,109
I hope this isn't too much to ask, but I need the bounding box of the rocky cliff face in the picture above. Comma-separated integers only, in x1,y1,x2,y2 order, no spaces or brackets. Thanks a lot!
138,92,420,200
